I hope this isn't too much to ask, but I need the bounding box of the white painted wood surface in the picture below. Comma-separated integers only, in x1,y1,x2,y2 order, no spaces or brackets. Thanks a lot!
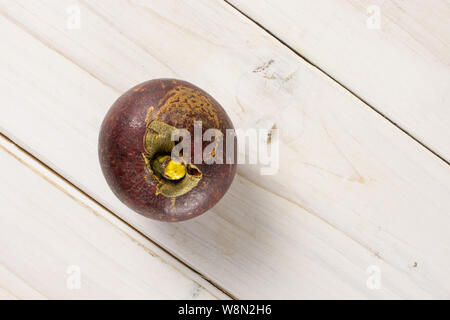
0,0,449,299
227,0,450,160
0,135,225,299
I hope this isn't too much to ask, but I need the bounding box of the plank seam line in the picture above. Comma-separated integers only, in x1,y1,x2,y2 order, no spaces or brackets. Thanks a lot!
223,0,449,166
0,132,236,300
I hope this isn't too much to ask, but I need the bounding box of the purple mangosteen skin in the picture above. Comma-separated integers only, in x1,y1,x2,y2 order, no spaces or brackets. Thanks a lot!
98,79,237,222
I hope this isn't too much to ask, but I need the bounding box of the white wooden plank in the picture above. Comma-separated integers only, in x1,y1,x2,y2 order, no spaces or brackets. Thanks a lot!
0,0,449,298
227,0,450,160
0,264,45,300
0,136,224,299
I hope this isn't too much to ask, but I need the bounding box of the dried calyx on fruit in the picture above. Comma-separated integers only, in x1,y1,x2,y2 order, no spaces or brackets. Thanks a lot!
142,120,202,198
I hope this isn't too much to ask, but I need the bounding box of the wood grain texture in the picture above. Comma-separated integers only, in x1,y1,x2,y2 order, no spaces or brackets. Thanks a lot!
227,0,450,161
0,135,225,299
0,0,449,298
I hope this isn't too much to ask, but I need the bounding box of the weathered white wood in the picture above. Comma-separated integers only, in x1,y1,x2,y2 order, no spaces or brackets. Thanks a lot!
227,0,450,160
0,136,224,299
0,264,45,300
0,0,449,298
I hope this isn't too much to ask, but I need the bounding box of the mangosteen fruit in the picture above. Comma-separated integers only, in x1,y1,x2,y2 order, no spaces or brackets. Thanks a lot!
98,79,237,222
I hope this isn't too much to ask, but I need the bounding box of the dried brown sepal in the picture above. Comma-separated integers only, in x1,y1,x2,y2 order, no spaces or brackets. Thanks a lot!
142,120,202,198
